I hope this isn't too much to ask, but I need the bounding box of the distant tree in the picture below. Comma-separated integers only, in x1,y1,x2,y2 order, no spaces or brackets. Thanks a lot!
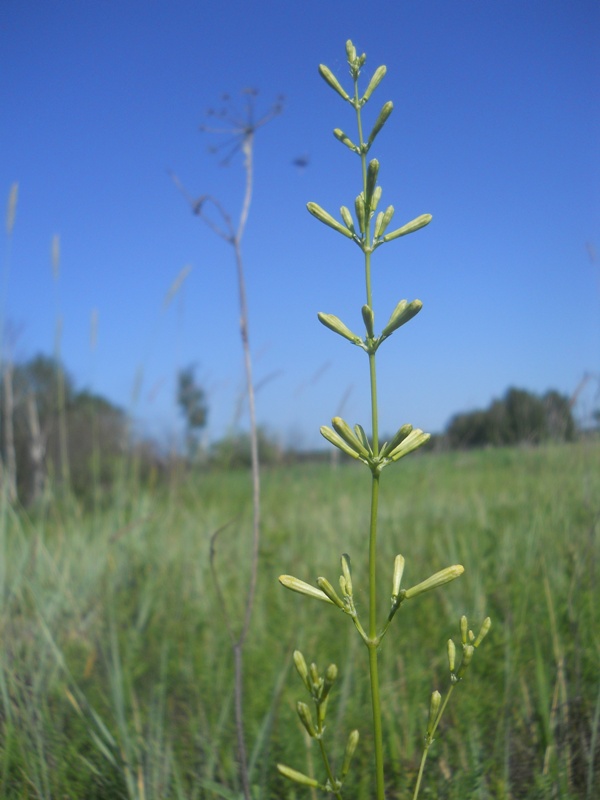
0,354,128,503
176,364,208,459
446,386,575,449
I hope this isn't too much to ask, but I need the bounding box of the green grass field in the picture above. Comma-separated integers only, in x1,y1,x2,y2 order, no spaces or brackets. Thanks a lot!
0,441,598,799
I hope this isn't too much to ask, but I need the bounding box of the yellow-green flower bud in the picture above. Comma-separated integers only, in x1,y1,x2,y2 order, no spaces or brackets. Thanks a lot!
404,565,464,600
316,576,345,609
318,64,350,101
297,701,317,737
381,299,423,338
353,424,372,455
371,185,382,212
334,128,358,152
382,213,432,242
474,617,492,647
320,425,361,460
379,424,413,458
447,639,456,673
460,615,468,645
309,662,320,687
392,554,405,598
317,312,362,344
307,202,354,239
340,206,355,234
375,205,395,238
332,416,370,458
293,650,310,689
345,40,357,63
341,729,360,779
456,644,475,679
323,663,338,692
277,764,321,788
362,65,387,104
427,690,442,736
278,574,334,604
341,553,353,597
368,101,393,145
361,305,375,339
355,193,366,234
388,429,430,461
366,159,379,206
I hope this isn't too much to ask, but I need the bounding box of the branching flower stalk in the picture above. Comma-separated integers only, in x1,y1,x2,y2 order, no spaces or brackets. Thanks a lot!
172,89,282,800
278,42,490,799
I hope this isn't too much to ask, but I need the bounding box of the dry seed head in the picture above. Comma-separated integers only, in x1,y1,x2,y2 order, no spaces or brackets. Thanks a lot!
6,183,18,235
51,234,60,281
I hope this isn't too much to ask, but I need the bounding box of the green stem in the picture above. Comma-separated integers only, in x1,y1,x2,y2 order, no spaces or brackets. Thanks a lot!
355,68,386,800
318,738,343,800
412,686,454,800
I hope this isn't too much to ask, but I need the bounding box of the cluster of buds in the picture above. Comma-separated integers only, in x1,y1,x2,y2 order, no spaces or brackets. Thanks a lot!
447,615,492,684
319,416,431,475
277,651,359,792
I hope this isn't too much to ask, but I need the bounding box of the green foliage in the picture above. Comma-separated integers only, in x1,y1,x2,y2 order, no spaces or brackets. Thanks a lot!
176,363,208,458
0,444,598,798
0,354,129,503
446,387,575,449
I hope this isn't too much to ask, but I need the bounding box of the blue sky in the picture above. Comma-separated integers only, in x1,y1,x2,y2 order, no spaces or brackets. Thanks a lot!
2,0,599,449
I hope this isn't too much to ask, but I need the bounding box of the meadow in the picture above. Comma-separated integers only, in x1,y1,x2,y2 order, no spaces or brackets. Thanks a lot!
0,440,598,799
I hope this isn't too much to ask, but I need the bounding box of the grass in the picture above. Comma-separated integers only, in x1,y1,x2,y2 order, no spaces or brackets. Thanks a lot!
0,440,598,798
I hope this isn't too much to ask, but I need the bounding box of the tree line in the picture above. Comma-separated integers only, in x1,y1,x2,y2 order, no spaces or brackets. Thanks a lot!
0,355,583,505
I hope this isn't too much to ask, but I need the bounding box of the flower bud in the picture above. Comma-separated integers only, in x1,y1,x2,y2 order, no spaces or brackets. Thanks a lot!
382,213,432,242
316,576,345,609
392,554,405,598
474,617,492,647
381,299,423,338
460,615,468,645
366,160,379,206
456,644,475,679
340,206,355,234
317,312,362,345
318,64,350,101
341,730,360,779
379,424,413,458
355,193,366,234
388,429,430,461
307,202,354,238
362,65,387,104
371,185,382,212
277,764,320,788
293,650,310,689
404,565,464,600
427,691,441,736
374,205,394,238
297,701,317,737
320,425,361,460
353,424,372,455
341,553,353,597
345,40,357,63
361,305,375,338
368,101,393,145
447,639,456,673
279,574,334,603
332,416,370,458
334,128,358,152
